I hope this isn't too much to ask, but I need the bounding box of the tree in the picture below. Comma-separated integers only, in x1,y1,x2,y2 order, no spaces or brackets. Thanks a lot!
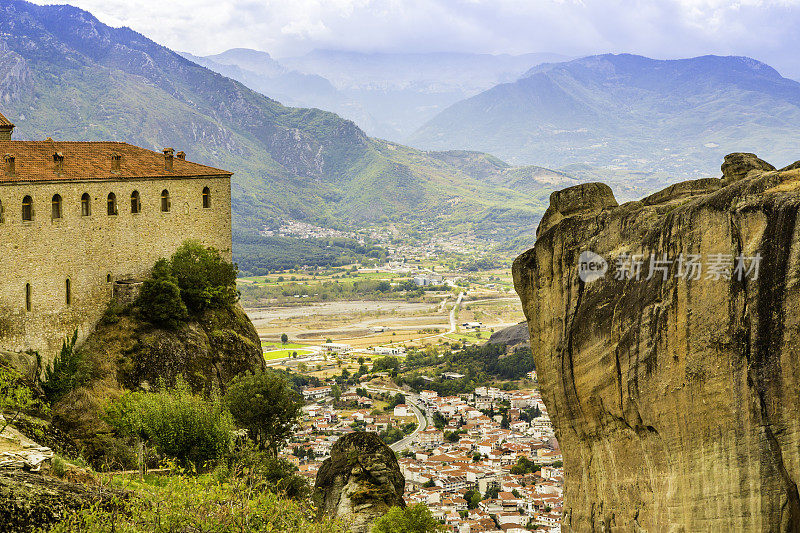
372,503,445,533
387,393,406,410
225,370,303,457
41,330,88,403
281,333,288,344
169,241,238,311
137,276,188,328
464,489,481,509
331,384,342,402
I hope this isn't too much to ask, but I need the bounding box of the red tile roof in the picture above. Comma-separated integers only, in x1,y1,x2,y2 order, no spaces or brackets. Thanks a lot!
0,140,231,183
0,112,13,127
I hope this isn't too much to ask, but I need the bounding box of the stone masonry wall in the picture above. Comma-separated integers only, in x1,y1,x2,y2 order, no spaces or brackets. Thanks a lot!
0,175,231,360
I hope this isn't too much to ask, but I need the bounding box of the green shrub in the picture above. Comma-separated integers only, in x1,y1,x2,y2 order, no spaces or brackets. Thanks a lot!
371,503,445,533
51,455,66,478
224,370,303,457
216,444,310,500
136,278,188,329
41,331,88,404
105,383,233,470
0,366,45,434
48,472,346,533
170,241,238,311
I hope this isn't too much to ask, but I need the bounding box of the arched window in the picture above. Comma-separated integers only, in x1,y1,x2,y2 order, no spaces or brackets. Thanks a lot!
107,192,117,215
22,195,33,222
161,189,171,212
52,194,62,220
107,273,112,283
202,186,211,208
81,193,91,216
65,279,71,306
25,283,31,312
131,190,141,214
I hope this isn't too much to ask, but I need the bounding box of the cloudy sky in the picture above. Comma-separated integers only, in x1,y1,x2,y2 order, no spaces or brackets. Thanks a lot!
33,0,800,78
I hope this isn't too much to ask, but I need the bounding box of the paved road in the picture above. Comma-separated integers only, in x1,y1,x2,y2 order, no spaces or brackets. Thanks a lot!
446,292,465,334
366,385,431,452
390,398,427,452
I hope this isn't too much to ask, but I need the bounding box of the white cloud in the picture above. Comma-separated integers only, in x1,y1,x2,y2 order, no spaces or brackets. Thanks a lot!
29,0,800,77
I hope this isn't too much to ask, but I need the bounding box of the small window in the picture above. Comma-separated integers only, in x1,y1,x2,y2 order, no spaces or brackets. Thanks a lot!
0,199,4,223
131,190,141,214
25,283,31,312
107,273,112,283
81,193,91,216
161,189,170,212
22,195,33,222
65,279,71,306
107,192,117,215
202,186,211,208
52,194,62,220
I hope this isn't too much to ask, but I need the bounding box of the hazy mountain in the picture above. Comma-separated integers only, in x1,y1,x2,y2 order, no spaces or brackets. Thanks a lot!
180,49,340,110
195,48,567,140
0,0,554,242
409,54,800,174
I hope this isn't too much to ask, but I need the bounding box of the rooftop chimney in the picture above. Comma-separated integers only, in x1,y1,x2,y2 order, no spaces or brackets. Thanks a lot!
0,112,14,140
53,152,64,173
176,151,186,161
163,148,174,171
4,154,14,175
111,152,122,173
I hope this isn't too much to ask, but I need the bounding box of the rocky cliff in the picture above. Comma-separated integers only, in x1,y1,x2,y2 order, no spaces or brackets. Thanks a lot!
52,302,264,468
513,153,800,531
313,432,405,532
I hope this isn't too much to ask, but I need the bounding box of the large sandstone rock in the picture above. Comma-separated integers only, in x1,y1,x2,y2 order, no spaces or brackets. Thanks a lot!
314,432,405,532
513,154,800,531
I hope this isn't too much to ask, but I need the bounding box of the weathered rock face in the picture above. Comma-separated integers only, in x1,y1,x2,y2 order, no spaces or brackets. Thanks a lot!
314,432,405,532
513,154,800,531
487,321,530,349
52,302,264,468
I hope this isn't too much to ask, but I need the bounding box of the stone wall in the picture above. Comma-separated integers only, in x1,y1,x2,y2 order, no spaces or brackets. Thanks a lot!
0,175,231,360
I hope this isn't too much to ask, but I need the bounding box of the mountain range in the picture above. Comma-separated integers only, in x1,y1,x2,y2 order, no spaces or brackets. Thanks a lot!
408,54,800,174
0,0,564,244
183,48,566,140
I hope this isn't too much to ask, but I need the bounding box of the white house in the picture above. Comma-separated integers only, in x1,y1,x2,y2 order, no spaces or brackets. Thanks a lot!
302,386,332,400
321,342,352,354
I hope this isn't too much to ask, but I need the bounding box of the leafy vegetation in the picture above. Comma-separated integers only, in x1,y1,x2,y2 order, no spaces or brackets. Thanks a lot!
371,503,445,533
169,242,239,311
104,382,234,470
402,343,535,395
48,471,346,533
234,234,388,274
0,365,45,435
224,370,304,457
41,331,89,404
137,242,238,327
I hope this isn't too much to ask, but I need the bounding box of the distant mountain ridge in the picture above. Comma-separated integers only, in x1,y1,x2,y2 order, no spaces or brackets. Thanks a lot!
0,0,561,243
191,48,567,140
409,53,800,174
